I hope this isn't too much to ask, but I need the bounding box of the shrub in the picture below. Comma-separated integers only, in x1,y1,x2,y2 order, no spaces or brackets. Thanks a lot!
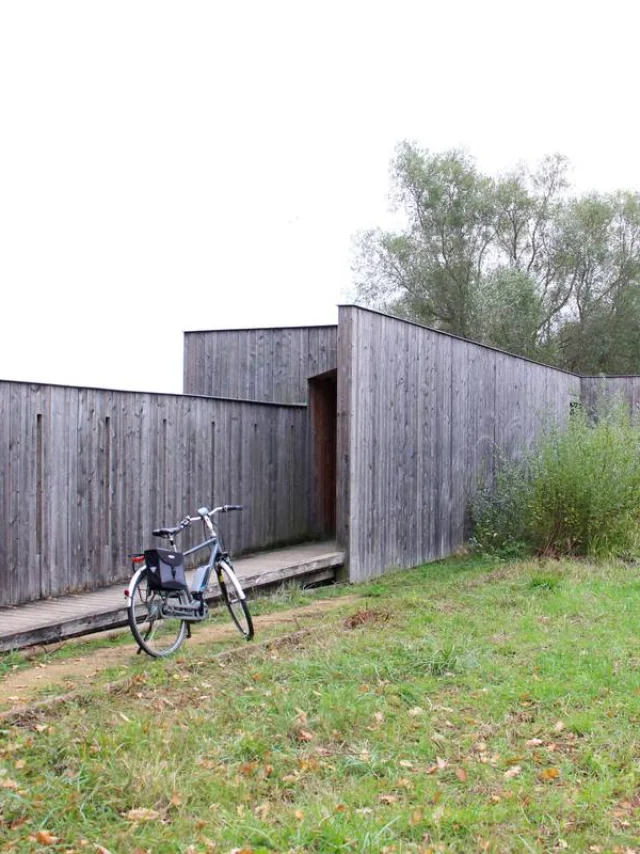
471,403,640,558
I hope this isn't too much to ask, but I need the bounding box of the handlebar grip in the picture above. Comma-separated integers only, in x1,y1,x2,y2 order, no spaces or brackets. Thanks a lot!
224,504,244,512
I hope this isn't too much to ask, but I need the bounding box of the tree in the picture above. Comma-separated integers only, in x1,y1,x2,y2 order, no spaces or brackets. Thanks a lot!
353,144,640,373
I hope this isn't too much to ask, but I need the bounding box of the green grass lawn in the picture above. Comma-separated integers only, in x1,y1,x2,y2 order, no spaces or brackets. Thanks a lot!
2,555,640,852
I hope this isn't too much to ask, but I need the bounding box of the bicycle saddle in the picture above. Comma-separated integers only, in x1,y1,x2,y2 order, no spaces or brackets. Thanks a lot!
152,526,182,538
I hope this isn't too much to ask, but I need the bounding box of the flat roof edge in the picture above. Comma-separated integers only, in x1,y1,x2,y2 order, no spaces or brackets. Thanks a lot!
184,323,338,334
338,304,582,378
0,378,307,408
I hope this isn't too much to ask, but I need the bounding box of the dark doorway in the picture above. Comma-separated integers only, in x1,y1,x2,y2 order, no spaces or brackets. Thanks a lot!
308,369,337,538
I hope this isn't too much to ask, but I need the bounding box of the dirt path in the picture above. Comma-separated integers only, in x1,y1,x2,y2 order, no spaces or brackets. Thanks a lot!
0,596,359,711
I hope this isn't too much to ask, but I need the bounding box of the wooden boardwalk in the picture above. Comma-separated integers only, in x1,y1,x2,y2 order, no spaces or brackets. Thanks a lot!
0,541,344,653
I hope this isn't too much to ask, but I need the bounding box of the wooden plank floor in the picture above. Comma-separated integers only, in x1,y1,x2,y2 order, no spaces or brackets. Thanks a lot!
0,541,345,653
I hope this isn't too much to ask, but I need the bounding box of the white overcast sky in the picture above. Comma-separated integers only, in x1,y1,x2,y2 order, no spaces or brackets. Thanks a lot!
1,0,639,394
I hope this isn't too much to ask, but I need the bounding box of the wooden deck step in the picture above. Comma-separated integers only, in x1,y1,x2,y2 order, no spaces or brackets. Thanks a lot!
0,541,344,653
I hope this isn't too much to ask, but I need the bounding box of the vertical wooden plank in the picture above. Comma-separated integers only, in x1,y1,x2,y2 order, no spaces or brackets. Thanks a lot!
450,340,467,550
336,308,354,565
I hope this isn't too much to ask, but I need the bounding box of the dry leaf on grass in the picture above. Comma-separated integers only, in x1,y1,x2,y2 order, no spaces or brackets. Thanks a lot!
36,830,59,845
125,808,160,822
296,729,315,742
540,767,560,780
504,765,522,779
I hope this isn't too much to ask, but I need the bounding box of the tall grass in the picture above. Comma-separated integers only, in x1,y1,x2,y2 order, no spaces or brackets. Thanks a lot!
472,403,640,558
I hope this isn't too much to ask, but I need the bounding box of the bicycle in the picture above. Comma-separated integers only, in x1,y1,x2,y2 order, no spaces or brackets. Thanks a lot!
125,504,254,657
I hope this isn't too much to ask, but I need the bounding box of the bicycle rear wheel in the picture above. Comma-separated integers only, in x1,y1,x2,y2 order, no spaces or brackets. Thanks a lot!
127,568,189,658
217,559,254,639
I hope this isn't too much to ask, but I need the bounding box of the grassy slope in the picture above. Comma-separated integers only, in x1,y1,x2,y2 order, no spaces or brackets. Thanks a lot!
1,556,640,853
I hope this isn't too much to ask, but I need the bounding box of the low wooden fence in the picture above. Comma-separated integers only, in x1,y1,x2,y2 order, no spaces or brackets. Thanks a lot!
0,382,309,607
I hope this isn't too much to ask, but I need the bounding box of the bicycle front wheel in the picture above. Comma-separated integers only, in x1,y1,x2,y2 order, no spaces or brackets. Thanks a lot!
127,568,189,658
217,559,254,639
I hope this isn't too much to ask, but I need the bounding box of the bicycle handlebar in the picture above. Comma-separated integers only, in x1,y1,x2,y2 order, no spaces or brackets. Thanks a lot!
179,504,244,526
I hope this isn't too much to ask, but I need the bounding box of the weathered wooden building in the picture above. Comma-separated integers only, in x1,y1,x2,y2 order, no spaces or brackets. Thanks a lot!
1,306,637,606
185,307,584,584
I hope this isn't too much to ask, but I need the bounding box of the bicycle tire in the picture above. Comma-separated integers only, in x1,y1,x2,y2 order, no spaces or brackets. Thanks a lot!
217,559,254,639
127,568,189,658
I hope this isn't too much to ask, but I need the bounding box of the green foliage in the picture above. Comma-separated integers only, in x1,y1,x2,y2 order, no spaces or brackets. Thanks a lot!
472,404,640,558
354,144,640,373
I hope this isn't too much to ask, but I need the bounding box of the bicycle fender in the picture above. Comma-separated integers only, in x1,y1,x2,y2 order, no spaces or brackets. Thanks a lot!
218,561,247,600
125,566,147,607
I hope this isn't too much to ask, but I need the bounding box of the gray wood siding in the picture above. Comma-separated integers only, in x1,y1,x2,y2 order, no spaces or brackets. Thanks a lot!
580,376,640,417
183,326,338,403
0,382,309,607
338,306,581,583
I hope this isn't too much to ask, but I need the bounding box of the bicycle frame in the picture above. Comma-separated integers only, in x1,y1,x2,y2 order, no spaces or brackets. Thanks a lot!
125,516,246,608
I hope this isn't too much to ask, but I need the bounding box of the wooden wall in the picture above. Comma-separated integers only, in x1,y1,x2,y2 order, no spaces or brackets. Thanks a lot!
337,306,581,583
0,382,309,606
183,326,338,403
580,376,640,417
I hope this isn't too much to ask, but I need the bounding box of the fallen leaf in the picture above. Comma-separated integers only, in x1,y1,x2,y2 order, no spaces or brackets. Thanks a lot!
294,809,304,821
379,794,398,805
504,765,522,779
408,707,424,717
95,846,116,854
455,768,467,782
36,830,59,845
540,767,560,781
1,778,19,790
436,756,448,770
554,721,565,733
126,808,160,822
335,804,347,813
526,738,544,747
254,802,270,820
170,793,182,807
399,760,414,769
15,760,26,770
297,729,315,742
